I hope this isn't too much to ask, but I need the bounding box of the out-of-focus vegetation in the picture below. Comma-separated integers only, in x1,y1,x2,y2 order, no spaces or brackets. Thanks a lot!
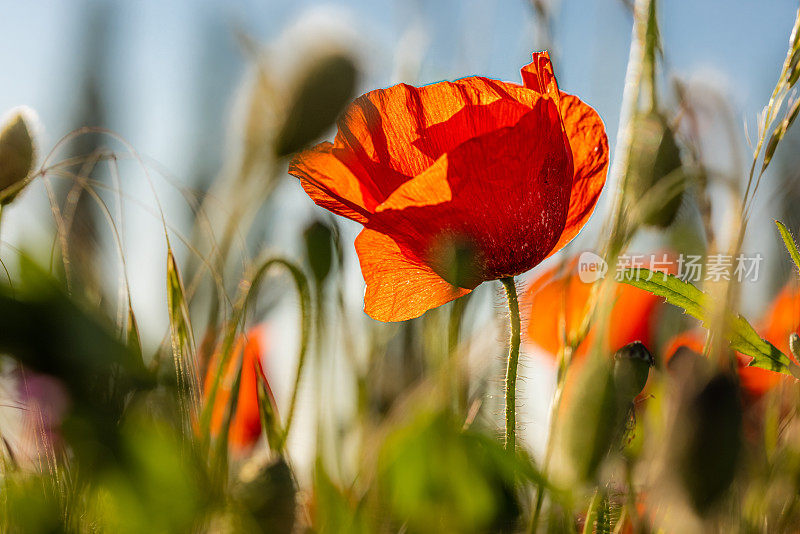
2,0,800,533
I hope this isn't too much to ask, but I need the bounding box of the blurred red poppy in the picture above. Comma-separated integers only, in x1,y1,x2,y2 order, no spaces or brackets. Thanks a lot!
203,325,274,452
522,259,662,360
664,283,800,398
290,51,608,321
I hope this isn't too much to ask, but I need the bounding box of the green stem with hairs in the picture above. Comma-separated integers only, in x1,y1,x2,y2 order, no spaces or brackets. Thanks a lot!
582,489,602,534
500,277,521,452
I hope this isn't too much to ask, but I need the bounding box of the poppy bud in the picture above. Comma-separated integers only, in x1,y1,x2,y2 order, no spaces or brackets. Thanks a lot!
234,456,297,533
274,54,358,157
303,220,334,285
627,111,684,228
428,233,484,289
559,356,622,483
790,332,800,359
665,344,712,395
674,372,742,515
0,108,36,205
613,341,654,404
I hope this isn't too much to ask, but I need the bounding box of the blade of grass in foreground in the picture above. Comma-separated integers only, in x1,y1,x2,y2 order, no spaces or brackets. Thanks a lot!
167,248,200,425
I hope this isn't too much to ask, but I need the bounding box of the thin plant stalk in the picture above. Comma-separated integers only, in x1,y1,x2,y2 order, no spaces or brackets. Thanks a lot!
448,294,470,413
582,489,602,534
529,344,572,532
500,277,521,452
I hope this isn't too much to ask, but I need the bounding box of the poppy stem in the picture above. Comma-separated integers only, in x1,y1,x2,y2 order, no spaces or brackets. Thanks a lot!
500,277,521,451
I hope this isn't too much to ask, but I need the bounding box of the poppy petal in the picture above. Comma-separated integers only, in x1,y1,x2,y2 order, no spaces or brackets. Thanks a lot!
520,51,561,104
548,94,609,255
412,96,535,162
289,142,374,224
356,227,470,322
524,260,660,360
760,284,800,358
290,77,550,221
228,327,266,449
335,78,543,186
523,263,591,356
369,97,573,281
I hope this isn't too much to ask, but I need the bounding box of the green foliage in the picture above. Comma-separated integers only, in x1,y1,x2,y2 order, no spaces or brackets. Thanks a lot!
2,472,74,533
377,411,523,533
313,459,372,534
618,267,796,374
88,410,211,533
0,262,152,471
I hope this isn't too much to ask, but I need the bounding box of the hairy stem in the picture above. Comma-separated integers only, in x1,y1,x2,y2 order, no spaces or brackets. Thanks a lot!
501,277,521,452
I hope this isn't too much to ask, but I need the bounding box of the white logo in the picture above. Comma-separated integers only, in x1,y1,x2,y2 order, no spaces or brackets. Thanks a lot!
578,251,608,283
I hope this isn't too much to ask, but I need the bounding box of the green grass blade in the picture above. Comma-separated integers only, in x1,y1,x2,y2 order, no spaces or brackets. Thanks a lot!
166,248,200,423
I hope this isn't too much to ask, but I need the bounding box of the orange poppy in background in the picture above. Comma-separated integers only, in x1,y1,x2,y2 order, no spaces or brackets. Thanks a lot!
203,325,274,452
522,259,662,360
290,52,608,322
663,283,800,398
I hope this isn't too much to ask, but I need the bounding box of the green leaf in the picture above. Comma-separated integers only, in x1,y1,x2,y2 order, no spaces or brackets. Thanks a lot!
255,368,283,454
166,249,200,421
776,220,800,273
617,268,794,374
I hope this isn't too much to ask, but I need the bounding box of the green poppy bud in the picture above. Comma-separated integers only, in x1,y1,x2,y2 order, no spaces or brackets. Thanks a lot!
790,332,800,359
0,108,36,205
627,111,684,228
234,456,297,533
274,53,358,157
613,341,655,404
303,220,334,285
674,372,742,515
560,356,621,483
428,233,484,289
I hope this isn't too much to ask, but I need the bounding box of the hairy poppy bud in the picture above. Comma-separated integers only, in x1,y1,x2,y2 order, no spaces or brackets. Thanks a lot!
674,372,742,515
0,108,36,205
627,111,684,228
234,456,296,533
613,341,654,404
790,332,800,359
303,220,334,285
274,54,358,157
559,356,621,483
428,233,484,289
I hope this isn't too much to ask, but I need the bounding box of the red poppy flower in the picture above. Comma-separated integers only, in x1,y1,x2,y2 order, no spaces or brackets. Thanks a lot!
759,283,800,360
522,258,662,360
289,52,608,321
203,325,274,452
